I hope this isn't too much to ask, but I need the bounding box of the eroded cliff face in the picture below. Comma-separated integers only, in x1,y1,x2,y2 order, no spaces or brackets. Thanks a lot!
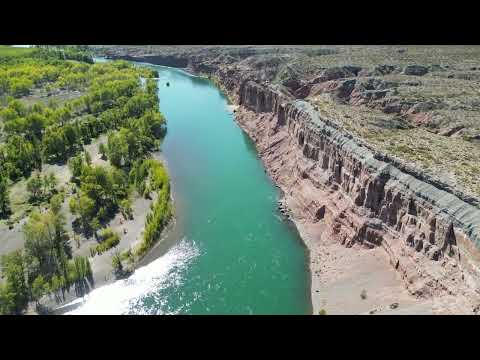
103,49,480,313
230,79,480,312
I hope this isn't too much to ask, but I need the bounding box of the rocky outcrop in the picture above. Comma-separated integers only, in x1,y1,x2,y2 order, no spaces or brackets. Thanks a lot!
281,100,480,249
222,77,480,311
403,65,429,76
235,81,480,249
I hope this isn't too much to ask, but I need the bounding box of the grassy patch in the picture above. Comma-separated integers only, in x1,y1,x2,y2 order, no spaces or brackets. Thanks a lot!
90,228,120,256
0,45,35,58
8,178,32,224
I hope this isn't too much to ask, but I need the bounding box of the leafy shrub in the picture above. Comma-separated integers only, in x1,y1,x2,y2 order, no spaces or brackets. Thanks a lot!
135,160,172,258
90,228,120,256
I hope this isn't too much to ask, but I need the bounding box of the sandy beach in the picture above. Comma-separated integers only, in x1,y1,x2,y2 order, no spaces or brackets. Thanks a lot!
294,218,434,315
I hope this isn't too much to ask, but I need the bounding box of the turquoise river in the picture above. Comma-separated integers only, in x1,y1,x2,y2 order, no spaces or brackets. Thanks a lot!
67,63,311,315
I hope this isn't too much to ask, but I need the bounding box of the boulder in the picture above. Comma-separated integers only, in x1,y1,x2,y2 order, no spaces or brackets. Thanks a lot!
403,65,429,76
373,64,401,76
282,78,302,92
402,79,422,86
335,79,357,99
429,64,447,72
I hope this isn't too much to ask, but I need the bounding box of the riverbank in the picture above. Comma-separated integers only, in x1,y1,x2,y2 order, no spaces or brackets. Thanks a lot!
0,51,179,315
169,64,417,314
66,62,312,314
232,102,480,314
97,48,480,314
0,141,169,315
129,60,426,314
232,108,435,314
51,214,177,315
46,150,176,314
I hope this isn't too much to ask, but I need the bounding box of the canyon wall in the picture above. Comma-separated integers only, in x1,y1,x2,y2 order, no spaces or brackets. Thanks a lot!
210,66,480,308
106,51,480,311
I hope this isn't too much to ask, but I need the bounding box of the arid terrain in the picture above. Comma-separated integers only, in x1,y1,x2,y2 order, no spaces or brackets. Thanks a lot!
94,45,480,314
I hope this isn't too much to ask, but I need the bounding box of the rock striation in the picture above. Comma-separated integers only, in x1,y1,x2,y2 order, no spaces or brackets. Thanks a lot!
232,80,480,312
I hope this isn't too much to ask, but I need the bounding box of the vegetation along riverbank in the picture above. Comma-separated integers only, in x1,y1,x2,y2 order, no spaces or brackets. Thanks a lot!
0,45,172,314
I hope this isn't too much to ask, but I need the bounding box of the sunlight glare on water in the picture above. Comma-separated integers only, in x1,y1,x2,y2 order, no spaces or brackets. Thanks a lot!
66,239,199,315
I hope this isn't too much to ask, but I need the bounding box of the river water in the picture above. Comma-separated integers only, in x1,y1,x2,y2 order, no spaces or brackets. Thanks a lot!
67,64,311,314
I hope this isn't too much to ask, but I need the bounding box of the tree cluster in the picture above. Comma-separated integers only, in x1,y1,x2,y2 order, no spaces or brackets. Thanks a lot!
0,49,167,313
0,200,92,314
132,159,171,257
26,172,58,203
0,58,158,182
69,160,129,236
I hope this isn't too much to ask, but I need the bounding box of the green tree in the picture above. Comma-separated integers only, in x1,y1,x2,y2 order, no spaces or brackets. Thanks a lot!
106,131,126,167
43,172,57,195
0,75,9,95
89,218,101,239
26,172,44,202
52,106,72,126
98,143,107,160
68,154,84,182
84,150,91,165
93,228,120,255
23,209,71,286
0,175,11,218
49,274,64,299
111,252,123,277
136,160,171,257
0,282,15,315
67,256,92,295
31,275,48,305
79,165,128,221
49,193,63,214
42,127,67,162
0,251,29,314
120,198,133,220
25,113,46,140
10,77,33,97
3,135,40,180
69,194,95,233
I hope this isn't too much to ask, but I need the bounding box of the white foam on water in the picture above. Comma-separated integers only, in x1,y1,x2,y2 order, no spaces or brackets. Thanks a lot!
64,238,199,315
